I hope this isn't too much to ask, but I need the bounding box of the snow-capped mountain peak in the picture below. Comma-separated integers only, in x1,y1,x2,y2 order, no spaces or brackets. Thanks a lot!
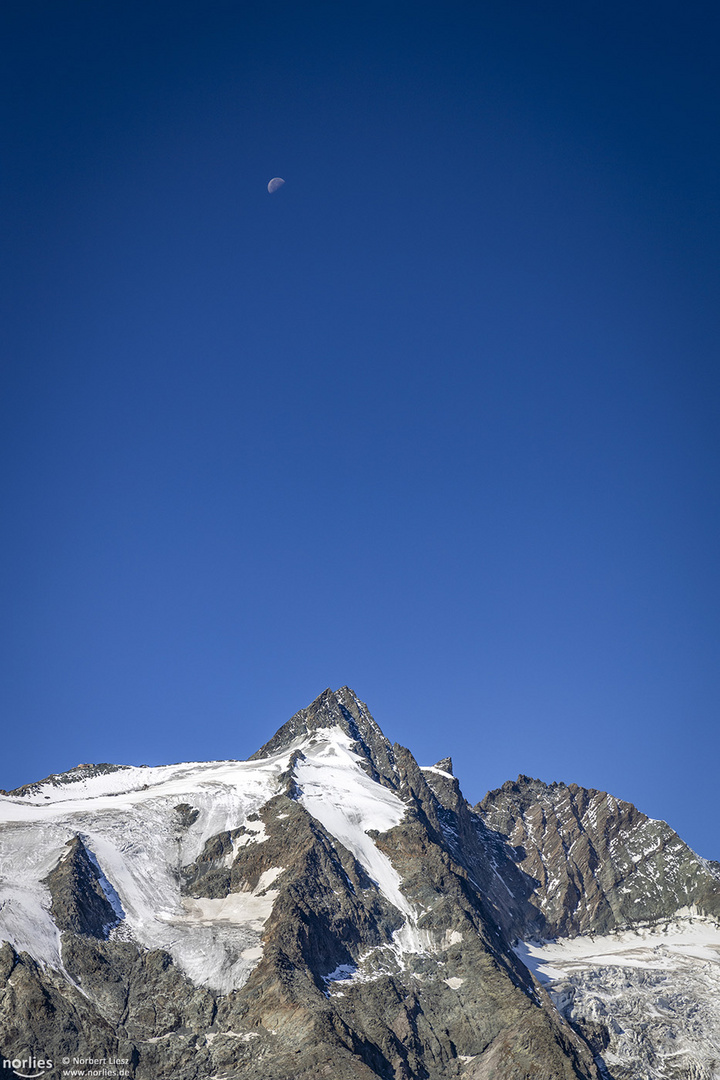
1,688,718,1080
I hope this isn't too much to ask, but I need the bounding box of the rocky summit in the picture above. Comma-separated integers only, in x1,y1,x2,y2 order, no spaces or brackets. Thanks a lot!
1,688,719,1080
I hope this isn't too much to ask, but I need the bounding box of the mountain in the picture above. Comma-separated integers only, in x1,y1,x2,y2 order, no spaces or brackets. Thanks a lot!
478,775,720,938
0,687,718,1080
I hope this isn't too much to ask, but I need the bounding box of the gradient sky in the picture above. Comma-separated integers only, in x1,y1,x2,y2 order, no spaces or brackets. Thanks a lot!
2,2,719,857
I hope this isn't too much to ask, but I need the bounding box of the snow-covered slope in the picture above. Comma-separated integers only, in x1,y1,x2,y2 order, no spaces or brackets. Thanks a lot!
517,915,720,1079
0,753,290,990
295,728,434,959
296,729,408,914
0,725,420,993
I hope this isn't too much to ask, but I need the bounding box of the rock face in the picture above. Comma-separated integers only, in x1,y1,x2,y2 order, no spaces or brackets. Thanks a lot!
43,836,121,939
479,775,720,1079
0,688,718,1079
478,775,720,938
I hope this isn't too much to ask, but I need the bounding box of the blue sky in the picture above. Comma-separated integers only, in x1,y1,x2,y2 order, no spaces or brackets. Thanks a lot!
2,2,719,856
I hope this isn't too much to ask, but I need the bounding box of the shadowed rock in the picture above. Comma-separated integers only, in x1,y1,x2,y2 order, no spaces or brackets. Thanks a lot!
43,836,121,939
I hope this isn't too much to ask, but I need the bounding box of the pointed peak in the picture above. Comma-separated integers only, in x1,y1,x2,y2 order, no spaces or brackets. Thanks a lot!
433,757,453,775
57,834,90,864
251,687,379,757
250,687,399,787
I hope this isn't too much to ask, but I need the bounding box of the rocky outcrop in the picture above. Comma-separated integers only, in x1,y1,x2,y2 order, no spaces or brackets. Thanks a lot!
43,836,120,939
477,775,720,938
420,763,545,941
252,686,400,788
0,942,126,1075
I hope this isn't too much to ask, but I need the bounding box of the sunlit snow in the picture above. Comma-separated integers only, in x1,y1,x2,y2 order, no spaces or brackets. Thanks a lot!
0,727,428,993
296,728,435,969
517,915,720,1078
0,754,292,991
516,912,720,982
295,729,411,916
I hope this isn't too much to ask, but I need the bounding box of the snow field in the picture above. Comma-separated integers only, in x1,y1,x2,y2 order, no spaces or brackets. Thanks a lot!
517,915,720,1080
296,729,439,974
516,914,720,982
0,754,293,991
295,730,411,918
0,728,431,992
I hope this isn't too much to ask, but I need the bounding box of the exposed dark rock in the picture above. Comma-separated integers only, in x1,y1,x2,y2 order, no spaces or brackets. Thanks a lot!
0,945,124,1069
60,936,216,1041
252,686,400,789
477,775,720,937
43,836,120,939
174,803,200,828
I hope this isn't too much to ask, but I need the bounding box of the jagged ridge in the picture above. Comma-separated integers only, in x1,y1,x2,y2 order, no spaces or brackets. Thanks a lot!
478,774,720,937
0,687,718,1080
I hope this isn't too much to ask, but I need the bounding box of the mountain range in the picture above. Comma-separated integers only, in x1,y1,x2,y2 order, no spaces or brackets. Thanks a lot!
1,687,719,1079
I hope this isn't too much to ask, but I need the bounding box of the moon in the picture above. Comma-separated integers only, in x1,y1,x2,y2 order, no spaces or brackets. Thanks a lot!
267,177,285,194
